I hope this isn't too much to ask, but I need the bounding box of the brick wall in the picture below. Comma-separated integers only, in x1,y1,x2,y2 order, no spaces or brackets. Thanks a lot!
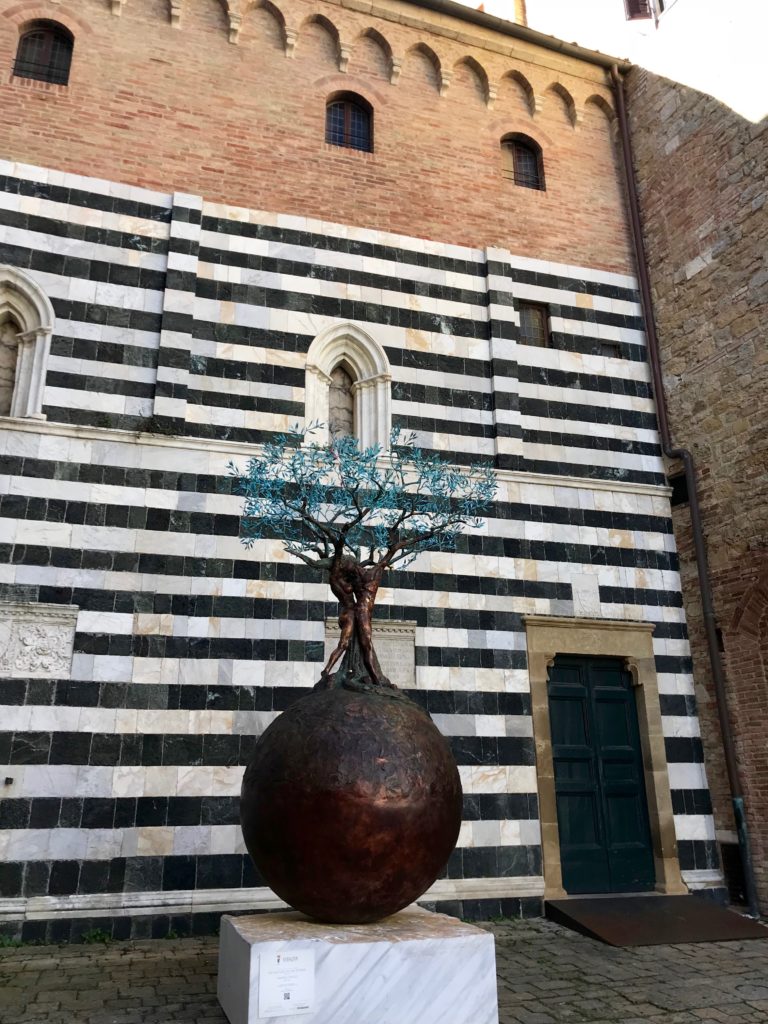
0,0,633,272
627,66,768,907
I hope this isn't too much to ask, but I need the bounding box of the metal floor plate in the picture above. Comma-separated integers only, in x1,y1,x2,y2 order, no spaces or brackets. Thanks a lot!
545,895,768,946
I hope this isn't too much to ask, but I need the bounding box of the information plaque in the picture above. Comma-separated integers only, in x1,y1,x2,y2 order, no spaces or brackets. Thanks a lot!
258,949,315,1018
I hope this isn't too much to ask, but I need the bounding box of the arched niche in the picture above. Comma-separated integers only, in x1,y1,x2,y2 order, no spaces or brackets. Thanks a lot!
0,265,55,419
305,323,392,450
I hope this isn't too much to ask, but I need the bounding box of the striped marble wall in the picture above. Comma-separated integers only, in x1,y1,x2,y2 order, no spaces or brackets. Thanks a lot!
0,159,720,941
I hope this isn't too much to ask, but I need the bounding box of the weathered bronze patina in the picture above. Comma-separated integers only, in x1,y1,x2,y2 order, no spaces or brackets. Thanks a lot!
240,678,461,923
240,555,462,923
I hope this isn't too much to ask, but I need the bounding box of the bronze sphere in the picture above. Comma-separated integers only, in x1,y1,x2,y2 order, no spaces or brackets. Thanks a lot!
240,687,462,924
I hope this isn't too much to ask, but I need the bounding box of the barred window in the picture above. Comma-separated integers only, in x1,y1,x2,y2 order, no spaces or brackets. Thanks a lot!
14,21,73,86
501,135,545,191
624,0,654,19
325,94,373,152
518,302,550,347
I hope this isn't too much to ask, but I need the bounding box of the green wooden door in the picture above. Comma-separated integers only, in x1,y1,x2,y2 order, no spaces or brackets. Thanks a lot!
548,656,655,894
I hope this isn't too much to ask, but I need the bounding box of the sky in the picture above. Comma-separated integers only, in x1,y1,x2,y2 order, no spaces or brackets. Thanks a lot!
456,0,767,121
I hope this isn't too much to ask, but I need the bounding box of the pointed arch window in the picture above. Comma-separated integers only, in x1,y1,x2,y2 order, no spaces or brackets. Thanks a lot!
14,21,74,86
501,134,545,191
325,93,373,152
305,324,391,449
0,265,55,419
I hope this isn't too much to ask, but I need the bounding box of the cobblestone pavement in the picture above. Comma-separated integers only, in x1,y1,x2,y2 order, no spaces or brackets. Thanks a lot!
1,916,767,1023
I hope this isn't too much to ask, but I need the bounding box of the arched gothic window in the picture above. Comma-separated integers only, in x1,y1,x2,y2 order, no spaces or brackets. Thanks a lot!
329,364,356,439
325,93,373,152
501,134,545,191
305,324,391,449
14,21,74,86
0,265,55,419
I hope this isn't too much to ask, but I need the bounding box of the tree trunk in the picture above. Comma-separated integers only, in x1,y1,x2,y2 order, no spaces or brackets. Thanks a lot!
319,560,395,691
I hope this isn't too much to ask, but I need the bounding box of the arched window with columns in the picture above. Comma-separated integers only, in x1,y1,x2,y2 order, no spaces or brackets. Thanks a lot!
0,265,55,419
304,323,392,450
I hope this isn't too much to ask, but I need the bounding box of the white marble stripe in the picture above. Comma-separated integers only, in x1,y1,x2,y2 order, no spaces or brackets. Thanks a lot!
673,815,717,841
516,380,656,413
0,820,542,862
0,875,546,922
202,202,487,265
0,222,167,271
197,263,488,323
2,159,172,206
666,762,709,789
7,706,533,737
661,714,701,738
198,235,484,293
0,189,170,240
47,355,158,385
5,764,539,799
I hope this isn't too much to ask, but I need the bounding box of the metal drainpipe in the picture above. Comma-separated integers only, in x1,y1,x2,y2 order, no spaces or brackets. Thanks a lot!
610,64,761,919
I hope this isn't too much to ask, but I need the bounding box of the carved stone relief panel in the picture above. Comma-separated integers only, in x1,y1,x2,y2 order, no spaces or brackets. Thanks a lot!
325,620,417,688
0,602,79,678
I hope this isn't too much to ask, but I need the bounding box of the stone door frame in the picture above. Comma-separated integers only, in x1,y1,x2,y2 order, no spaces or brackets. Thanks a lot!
524,615,687,899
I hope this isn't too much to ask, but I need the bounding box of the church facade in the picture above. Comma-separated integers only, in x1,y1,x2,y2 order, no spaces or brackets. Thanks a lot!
0,0,721,940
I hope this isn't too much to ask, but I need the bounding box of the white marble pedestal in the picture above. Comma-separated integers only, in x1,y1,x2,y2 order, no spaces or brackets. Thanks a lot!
217,906,498,1024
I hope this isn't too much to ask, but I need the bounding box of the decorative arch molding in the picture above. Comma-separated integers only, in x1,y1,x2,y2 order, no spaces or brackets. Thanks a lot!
730,563,768,638
353,27,397,83
500,69,537,116
297,13,341,66
585,92,616,123
453,55,491,106
545,82,578,128
305,323,392,450
0,264,55,419
404,41,442,93
1,2,94,37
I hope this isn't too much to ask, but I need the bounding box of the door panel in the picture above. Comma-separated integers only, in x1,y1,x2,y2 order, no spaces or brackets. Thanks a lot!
548,656,655,894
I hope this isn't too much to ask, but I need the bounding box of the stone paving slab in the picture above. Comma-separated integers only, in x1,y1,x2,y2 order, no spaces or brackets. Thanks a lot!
1,916,767,1023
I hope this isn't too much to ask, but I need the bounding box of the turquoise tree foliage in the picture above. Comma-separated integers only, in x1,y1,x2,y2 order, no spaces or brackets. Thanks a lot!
232,425,497,573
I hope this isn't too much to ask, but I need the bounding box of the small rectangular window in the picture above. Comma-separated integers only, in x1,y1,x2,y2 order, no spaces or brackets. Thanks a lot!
624,0,653,19
669,473,689,507
518,302,549,347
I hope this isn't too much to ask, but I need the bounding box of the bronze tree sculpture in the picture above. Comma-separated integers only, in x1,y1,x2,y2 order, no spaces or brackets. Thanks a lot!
233,426,496,923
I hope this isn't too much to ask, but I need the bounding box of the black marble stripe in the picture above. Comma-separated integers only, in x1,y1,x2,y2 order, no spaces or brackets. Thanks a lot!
198,246,487,306
0,240,166,292
599,585,684,607
519,396,657,431
664,736,704,762
2,842,543,902
522,429,661,458
659,694,697,716
517,363,652,399
489,261,640,304
1,456,676,534
0,174,171,222
0,792,540,830
1,730,535,767
201,215,486,277
677,839,720,871
0,512,681,568
50,297,162,334
0,205,169,252
517,458,665,487
551,330,646,363
1,679,533,717
51,335,159,369
195,277,488,340
45,370,154,400
670,789,713,816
